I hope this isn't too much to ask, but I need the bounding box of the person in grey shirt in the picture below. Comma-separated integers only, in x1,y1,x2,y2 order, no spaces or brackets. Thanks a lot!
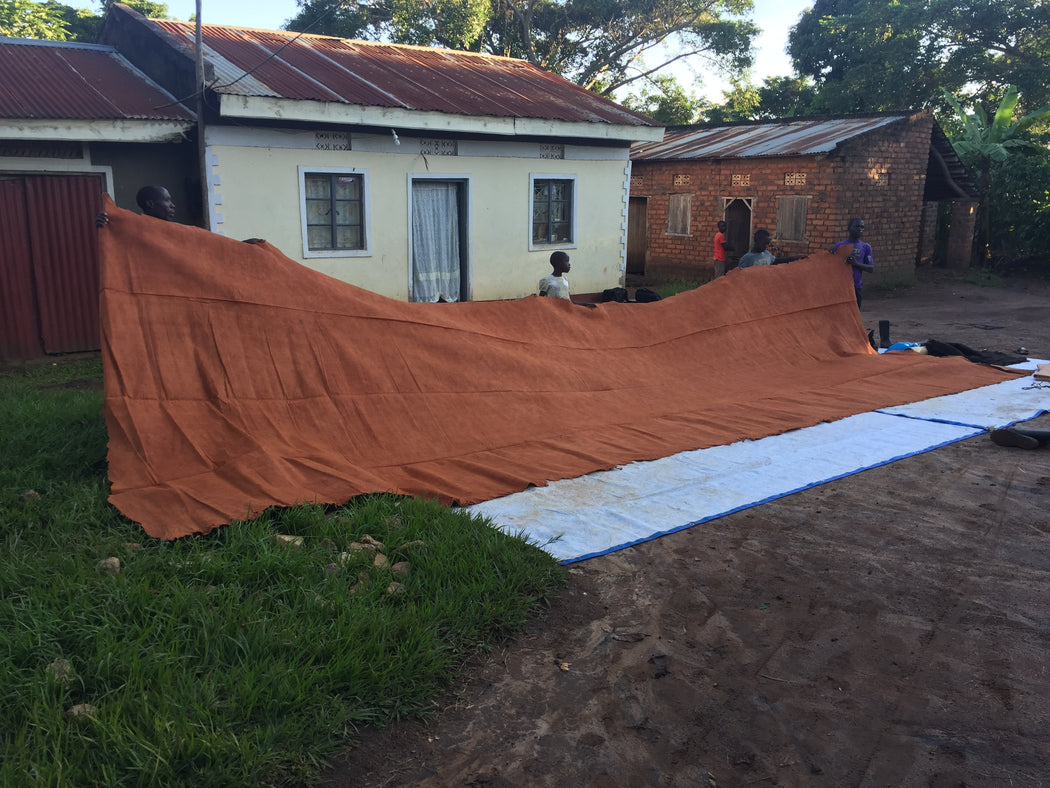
737,228,807,268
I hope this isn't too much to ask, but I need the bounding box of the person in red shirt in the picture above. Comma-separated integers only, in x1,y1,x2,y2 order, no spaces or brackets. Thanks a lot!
712,220,731,278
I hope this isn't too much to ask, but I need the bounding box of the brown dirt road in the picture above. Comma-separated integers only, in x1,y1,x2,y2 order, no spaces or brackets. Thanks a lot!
323,269,1050,788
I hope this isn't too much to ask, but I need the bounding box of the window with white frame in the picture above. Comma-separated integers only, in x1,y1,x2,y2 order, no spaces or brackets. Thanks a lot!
776,195,809,242
299,167,369,256
667,193,692,235
531,176,575,246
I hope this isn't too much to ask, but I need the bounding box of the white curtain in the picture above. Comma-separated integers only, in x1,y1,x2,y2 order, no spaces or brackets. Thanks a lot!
411,182,460,302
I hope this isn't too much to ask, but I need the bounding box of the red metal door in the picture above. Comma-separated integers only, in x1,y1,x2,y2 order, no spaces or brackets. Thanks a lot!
24,175,104,354
0,179,43,361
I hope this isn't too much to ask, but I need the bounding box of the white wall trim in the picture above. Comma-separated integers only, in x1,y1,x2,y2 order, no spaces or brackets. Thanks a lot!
204,124,632,161
0,119,191,143
0,144,115,198
218,95,663,143
619,162,631,279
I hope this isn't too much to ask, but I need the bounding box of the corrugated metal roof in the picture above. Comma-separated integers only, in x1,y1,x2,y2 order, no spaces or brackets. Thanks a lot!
0,37,194,122
631,116,911,160
150,21,657,128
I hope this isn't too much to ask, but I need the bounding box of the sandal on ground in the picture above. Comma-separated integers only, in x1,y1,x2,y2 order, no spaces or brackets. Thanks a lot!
989,428,1040,449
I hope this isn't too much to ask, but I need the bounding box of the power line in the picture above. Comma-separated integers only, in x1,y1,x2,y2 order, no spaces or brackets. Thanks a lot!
153,0,350,110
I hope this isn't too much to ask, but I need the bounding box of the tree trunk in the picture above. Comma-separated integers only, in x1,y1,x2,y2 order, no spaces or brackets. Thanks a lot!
972,162,992,265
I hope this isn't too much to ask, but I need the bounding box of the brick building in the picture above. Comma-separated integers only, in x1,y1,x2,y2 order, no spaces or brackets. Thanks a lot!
627,112,977,285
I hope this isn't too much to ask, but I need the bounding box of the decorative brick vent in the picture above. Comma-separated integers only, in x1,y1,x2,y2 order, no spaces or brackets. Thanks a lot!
420,139,458,156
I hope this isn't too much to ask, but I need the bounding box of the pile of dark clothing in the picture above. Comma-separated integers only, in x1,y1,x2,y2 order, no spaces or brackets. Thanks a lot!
869,321,1027,366
601,287,662,303
921,339,1026,366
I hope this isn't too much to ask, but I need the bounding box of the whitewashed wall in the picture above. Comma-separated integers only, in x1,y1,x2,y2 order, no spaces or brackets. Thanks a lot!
204,126,631,301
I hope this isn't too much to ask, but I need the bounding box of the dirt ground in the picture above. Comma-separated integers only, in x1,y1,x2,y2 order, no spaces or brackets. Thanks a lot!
323,269,1050,788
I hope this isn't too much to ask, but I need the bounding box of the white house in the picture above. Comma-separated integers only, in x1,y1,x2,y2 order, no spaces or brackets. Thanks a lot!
99,3,663,302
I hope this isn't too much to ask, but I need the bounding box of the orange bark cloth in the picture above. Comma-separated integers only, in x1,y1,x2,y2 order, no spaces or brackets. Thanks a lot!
99,202,1014,539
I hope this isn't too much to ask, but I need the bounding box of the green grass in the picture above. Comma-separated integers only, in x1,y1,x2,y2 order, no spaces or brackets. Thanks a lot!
0,359,566,786
655,279,703,298
956,268,1008,287
868,275,918,293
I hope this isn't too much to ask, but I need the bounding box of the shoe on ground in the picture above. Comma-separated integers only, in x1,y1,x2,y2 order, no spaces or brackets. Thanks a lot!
989,428,1039,449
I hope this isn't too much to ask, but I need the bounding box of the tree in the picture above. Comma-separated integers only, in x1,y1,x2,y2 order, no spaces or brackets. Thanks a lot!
983,143,1050,265
788,0,1050,115
0,0,72,39
286,0,759,96
700,76,759,122
788,0,941,113
619,75,706,125
942,85,1050,262
1,0,171,43
742,76,817,119
701,75,818,121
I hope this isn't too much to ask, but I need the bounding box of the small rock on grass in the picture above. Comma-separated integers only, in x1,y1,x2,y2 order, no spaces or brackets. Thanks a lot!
348,571,370,596
97,557,121,576
392,561,410,578
46,659,74,685
274,534,303,548
373,553,389,570
359,534,385,552
386,582,406,596
67,703,97,718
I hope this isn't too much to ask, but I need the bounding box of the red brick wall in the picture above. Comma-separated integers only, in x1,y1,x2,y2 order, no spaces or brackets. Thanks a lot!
631,114,934,285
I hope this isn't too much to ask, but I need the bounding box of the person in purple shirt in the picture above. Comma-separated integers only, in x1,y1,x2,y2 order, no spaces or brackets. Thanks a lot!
830,218,874,307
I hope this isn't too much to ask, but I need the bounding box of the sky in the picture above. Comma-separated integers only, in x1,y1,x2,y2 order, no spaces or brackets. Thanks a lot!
161,0,813,101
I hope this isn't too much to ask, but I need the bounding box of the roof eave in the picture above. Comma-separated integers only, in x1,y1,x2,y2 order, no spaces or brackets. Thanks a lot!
632,150,836,163
2,118,193,143
217,95,664,143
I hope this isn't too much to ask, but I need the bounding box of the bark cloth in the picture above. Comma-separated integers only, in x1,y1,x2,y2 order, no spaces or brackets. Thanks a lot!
99,201,1016,539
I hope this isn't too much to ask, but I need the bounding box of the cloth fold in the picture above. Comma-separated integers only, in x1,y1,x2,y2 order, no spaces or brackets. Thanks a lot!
99,200,1017,538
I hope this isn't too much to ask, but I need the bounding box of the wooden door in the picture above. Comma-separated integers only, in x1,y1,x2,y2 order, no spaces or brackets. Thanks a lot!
626,196,648,275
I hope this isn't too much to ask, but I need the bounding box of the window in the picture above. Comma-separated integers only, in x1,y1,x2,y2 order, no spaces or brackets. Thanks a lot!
531,176,575,246
776,195,809,242
667,193,692,235
299,167,369,257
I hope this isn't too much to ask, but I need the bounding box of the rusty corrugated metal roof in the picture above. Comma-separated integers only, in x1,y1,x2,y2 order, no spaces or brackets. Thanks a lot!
631,115,912,160
150,21,657,128
0,37,194,122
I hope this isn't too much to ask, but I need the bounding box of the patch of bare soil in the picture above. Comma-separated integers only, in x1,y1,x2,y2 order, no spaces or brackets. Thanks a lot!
321,270,1050,788
864,268,1050,359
